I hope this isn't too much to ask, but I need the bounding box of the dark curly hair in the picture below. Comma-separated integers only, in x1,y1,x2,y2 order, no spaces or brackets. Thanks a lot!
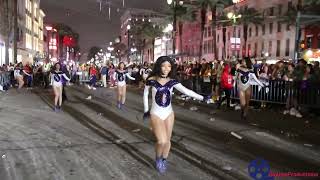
118,62,125,69
147,56,176,79
243,57,253,69
53,62,62,71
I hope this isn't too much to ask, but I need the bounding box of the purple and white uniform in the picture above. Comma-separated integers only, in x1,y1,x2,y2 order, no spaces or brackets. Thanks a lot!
143,79,203,120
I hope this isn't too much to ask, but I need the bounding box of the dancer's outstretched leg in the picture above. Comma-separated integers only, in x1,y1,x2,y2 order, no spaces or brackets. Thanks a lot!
150,114,167,173
162,112,174,171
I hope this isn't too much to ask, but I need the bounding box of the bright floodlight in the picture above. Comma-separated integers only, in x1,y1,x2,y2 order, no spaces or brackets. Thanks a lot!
179,1,184,5
167,0,173,5
127,24,131,30
227,12,234,19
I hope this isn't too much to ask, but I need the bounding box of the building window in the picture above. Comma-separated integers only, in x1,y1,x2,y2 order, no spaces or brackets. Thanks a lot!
286,24,290,30
269,23,273,34
276,40,281,57
26,33,32,49
285,39,290,56
217,34,219,43
318,35,320,48
262,24,265,35
278,4,283,15
208,26,212,37
277,22,281,32
238,29,241,38
248,44,251,56
249,27,252,37
270,7,274,16
268,41,272,56
306,36,312,48
288,1,293,9
261,41,265,56
255,25,258,36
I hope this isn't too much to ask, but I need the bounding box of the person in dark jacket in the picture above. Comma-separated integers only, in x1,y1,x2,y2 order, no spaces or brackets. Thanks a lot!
217,64,234,108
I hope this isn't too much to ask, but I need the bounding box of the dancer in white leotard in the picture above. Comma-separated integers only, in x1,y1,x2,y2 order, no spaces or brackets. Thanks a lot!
236,58,265,120
51,63,70,112
143,56,210,174
114,62,135,109
14,62,24,89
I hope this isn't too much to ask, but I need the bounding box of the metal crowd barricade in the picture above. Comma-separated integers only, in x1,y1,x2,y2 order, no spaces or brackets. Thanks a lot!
179,74,319,108
77,71,90,84
0,72,11,87
231,80,320,108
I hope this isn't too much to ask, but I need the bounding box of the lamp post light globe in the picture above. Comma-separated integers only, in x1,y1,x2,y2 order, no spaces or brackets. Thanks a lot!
126,24,131,30
227,12,234,19
168,24,173,31
167,0,173,5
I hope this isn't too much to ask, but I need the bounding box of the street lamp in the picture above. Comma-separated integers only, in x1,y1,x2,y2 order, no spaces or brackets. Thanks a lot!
227,11,241,58
166,0,184,55
127,24,131,63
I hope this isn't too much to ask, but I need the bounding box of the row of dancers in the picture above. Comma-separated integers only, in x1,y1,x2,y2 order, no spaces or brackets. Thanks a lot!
50,56,266,173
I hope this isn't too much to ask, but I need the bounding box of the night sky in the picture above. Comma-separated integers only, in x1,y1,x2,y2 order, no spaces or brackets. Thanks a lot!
40,0,166,59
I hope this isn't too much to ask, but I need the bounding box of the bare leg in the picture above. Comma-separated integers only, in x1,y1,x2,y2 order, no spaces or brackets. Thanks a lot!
244,88,251,117
53,86,59,107
58,86,63,107
162,112,174,159
121,85,126,104
18,76,24,89
150,114,167,158
117,85,122,103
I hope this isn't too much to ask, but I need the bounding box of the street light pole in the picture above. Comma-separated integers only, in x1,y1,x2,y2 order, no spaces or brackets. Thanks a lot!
173,0,177,56
127,24,131,64
227,11,241,59
167,0,180,56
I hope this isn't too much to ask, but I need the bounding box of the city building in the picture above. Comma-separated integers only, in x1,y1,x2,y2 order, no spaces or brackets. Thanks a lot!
0,0,45,65
17,0,45,64
215,0,301,62
120,8,165,64
0,31,5,65
174,0,320,63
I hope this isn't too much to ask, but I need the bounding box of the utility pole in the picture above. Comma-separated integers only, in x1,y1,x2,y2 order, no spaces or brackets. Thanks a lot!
13,0,18,63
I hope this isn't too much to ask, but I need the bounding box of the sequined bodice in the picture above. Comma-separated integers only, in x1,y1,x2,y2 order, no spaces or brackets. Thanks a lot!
146,79,179,108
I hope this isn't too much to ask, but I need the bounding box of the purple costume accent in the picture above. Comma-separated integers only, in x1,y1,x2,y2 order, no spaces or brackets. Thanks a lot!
146,80,179,107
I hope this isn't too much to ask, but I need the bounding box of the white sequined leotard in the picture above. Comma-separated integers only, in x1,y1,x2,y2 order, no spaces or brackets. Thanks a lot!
237,69,264,91
143,79,204,120
51,71,70,87
113,70,135,87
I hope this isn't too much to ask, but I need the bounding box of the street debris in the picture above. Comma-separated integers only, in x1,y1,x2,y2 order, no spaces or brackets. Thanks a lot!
115,139,123,144
222,165,232,171
2,154,6,159
210,111,216,115
209,117,216,121
97,113,103,116
305,121,309,124
250,123,259,126
234,105,241,110
86,95,92,100
304,144,313,147
189,106,198,111
132,129,141,133
231,132,242,140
